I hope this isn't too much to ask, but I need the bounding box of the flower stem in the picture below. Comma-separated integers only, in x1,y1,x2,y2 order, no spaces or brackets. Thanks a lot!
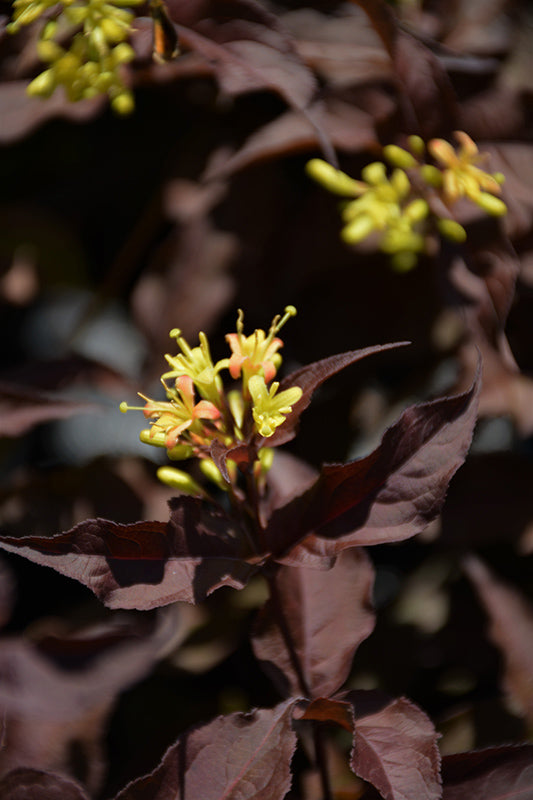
265,569,332,800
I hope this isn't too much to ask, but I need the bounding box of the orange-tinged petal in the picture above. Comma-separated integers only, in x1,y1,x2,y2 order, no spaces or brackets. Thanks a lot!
194,400,221,420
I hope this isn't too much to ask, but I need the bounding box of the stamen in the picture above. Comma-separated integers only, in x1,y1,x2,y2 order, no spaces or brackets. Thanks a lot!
266,305,297,344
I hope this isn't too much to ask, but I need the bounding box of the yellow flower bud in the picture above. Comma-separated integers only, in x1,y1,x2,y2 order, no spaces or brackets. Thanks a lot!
27,69,56,97
100,17,128,43
342,213,375,244
390,168,410,197
42,20,58,39
475,192,507,217
407,135,425,157
420,164,443,188
437,219,467,242
111,90,135,114
156,467,205,497
12,2,45,27
362,161,387,186
383,145,417,169
404,198,429,222
64,5,88,24
112,41,135,64
306,159,366,197
37,39,63,62
391,251,418,272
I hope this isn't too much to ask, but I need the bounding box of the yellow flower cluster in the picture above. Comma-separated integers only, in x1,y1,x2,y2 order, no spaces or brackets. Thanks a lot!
120,308,302,492
8,0,143,113
307,132,506,271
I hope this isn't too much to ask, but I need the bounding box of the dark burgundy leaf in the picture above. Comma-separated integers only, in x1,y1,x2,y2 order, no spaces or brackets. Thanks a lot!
114,700,297,800
0,768,90,799
264,342,410,448
0,381,96,437
442,744,533,800
352,0,458,136
178,25,315,110
0,615,172,790
203,99,377,180
0,83,104,145
252,549,375,698
347,692,441,800
266,366,480,557
464,556,533,725
0,497,256,609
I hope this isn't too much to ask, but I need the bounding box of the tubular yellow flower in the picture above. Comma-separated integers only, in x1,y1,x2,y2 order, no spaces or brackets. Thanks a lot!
428,131,506,214
163,330,226,407
248,376,303,438
226,306,297,388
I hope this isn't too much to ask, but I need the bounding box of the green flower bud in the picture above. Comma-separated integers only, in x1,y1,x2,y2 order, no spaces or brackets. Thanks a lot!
64,5,88,24
404,198,429,222
305,159,366,197
391,251,418,272
112,41,135,64
362,161,387,186
27,69,56,97
100,17,128,43
475,192,507,216
342,213,375,244
140,428,166,447
420,164,443,188
437,218,467,242
37,39,63,62
89,25,108,55
102,4,134,23
156,466,205,497
383,144,417,169
111,89,135,114
54,51,80,80
407,135,425,157
12,3,45,27
199,458,230,490
95,70,116,91
390,168,410,197
42,20,58,39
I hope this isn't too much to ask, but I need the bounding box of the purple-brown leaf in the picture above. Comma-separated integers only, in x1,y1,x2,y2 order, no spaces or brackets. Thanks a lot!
464,555,533,726
0,497,256,609
264,342,410,448
347,692,442,800
266,366,480,557
114,700,297,800
252,549,375,698
442,744,533,800
0,381,96,437
0,768,90,799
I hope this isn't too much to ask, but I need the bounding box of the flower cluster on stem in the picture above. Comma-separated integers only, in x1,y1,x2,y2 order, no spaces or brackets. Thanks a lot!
306,132,507,271
120,307,302,493
8,0,143,113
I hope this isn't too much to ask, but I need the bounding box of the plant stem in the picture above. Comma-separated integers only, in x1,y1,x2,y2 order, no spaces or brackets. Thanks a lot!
313,724,333,800
265,570,333,800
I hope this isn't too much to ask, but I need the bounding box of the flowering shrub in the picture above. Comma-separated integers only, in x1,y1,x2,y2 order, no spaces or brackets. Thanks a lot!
0,306,481,798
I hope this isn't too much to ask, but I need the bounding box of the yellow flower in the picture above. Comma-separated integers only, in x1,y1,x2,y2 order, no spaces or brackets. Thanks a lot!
248,376,302,438
226,306,297,387
428,131,506,215
122,375,220,451
163,330,226,407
